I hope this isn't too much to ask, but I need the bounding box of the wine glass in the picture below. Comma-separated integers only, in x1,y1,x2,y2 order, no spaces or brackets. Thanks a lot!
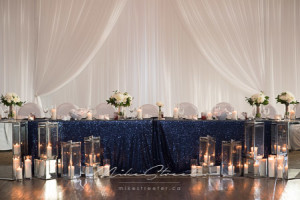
179,107,184,119
129,106,135,119
43,107,48,118
4,108,8,118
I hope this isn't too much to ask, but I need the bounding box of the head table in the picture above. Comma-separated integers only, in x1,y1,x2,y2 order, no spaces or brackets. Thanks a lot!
26,119,273,174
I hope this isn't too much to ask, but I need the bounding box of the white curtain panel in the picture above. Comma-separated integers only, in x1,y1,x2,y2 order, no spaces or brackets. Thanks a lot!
1,0,300,116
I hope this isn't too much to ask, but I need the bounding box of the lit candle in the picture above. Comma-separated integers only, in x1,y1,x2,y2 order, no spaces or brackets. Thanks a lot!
210,162,214,166
13,143,20,155
207,112,213,120
196,166,202,176
97,166,104,176
87,112,93,120
268,156,275,177
232,111,238,120
290,110,296,120
256,155,263,160
216,166,220,174
58,163,62,174
277,155,284,167
13,157,20,177
39,160,45,177
173,108,179,119
277,145,281,154
284,165,288,176
16,167,22,180
47,145,52,158
68,165,75,178
275,115,281,120
244,164,248,174
137,109,143,120
251,147,258,157
89,154,94,166
254,163,259,176
103,164,110,177
228,165,234,176
259,159,267,176
204,154,208,164
51,108,56,120
277,166,283,178
191,165,197,177
24,157,32,179
282,147,287,152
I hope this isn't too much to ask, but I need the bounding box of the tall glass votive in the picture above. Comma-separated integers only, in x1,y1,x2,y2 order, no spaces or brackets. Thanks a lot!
84,136,101,178
57,159,62,176
62,141,81,179
103,159,110,177
244,121,264,160
222,140,242,177
13,155,21,179
271,122,288,156
199,135,216,166
34,159,40,177
268,155,276,178
24,155,32,179
38,122,59,160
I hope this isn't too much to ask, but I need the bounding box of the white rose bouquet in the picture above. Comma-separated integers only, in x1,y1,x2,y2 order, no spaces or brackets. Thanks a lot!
1,92,25,118
106,91,133,119
245,91,269,118
276,91,299,119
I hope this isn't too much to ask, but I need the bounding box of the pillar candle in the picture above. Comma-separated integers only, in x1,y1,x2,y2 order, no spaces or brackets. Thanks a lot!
251,147,258,157
277,155,284,167
14,143,20,155
277,145,281,154
284,165,288,176
25,157,32,179
103,164,110,177
87,112,93,120
268,156,275,177
191,165,197,177
228,165,234,176
13,157,20,177
173,108,179,119
204,154,208,164
47,145,52,158
39,160,45,177
232,111,238,120
254,163,259,176
196,166,202,176
13,110,17,120
89,154,94,166
282,147,287,152
244,164,248,174
259,159,267,177
290,110,296,120
16,167,23,180
216,166,220,174
207,112,213,120
51,108,57,120
137,109,143,120
277,166,283,178
68,165,75,178
97,166,104,176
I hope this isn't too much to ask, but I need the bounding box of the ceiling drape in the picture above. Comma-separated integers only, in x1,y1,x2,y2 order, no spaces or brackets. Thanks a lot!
1,0,300,116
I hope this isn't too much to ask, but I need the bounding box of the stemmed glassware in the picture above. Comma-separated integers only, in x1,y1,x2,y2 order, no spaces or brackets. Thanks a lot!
129,106,136,119
43,107,49,118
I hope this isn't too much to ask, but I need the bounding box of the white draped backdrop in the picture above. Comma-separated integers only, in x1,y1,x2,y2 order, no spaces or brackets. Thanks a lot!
0,0,300,116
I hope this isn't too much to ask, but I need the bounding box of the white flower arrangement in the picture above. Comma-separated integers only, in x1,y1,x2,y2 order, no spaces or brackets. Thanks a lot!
276,91,299,105
106,90,132,107
245,91,269,106
156,102,164,107
1,92,24,107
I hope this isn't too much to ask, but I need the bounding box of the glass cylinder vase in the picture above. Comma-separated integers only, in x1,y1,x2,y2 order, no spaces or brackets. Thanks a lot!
117,106,125,120
255,105,261,119
61,140,81,179
284,104,290,120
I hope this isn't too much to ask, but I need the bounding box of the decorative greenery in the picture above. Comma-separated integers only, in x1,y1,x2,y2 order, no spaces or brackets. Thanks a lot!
276,92,299,105
1,93,24,107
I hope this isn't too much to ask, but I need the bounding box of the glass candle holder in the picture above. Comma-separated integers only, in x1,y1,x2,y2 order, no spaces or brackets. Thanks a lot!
24,155,32,179
38,158,57,180
199,135,216,166
13,155,21,178
34,159,40,177
221,140,242,177
38,122,59,160
84,136,101,167
57,159,62,176
62,141,81,179
244,121,264,160
103,159,110,177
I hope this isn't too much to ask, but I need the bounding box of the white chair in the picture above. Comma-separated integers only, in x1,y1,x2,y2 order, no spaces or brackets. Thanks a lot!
141,104,158,118
212,102,234,114
18,102,43,118
179,102,199,117
94,103,115,119
57,103,78,118
293,104,300,118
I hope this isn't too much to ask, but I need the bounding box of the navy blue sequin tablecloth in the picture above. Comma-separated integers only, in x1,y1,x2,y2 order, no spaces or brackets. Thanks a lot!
27,119,273,173
152,120,245,173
